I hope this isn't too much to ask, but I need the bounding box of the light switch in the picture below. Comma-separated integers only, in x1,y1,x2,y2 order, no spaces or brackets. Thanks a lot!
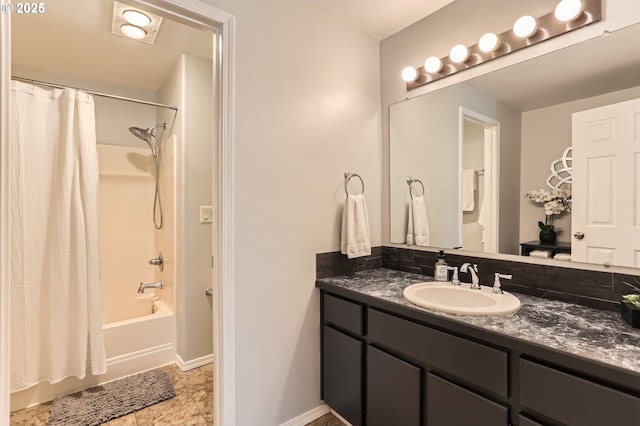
200,206,213,223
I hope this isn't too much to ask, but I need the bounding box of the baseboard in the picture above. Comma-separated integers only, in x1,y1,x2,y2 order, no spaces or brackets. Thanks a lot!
330,409,353,426
279,404,330,426
175,353,214,371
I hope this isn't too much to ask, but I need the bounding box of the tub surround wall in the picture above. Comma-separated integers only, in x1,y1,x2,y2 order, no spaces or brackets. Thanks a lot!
317,247,637,312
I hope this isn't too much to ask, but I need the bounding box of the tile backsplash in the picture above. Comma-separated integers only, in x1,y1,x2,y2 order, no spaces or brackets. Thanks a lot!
316,246,638,312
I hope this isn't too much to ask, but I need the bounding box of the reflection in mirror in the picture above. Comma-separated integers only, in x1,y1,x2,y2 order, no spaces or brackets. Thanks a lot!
390,22,640,269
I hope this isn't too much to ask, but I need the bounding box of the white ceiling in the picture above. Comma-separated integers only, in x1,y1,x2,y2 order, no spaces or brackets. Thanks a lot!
11,0,213,93
307,0,454,40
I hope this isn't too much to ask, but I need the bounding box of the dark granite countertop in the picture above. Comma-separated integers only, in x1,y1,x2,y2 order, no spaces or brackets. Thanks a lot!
317,268,640,375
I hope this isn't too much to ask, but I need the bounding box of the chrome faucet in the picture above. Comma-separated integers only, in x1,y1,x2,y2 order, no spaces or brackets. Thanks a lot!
460,263,480,289
138,280,163,294
446,266,460,285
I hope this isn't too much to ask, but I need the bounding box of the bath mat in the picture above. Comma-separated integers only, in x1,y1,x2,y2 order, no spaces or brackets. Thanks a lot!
48,369,175,426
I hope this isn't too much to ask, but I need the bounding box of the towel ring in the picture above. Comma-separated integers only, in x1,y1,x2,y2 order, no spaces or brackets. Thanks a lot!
406,177,425,200
344,171,365,195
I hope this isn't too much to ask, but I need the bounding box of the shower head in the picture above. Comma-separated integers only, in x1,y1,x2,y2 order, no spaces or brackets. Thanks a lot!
128,123,166,157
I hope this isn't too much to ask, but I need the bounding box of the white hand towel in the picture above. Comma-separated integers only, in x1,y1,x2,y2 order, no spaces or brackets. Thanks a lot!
529,250,550,259
554,253,572,261
341,194,371,259
407,195,430,246
462,169,476,212
478,195,487,244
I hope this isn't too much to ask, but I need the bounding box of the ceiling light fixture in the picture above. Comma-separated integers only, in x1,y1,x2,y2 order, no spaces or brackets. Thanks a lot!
123,9,152,27
111,1,163,44
402,0,602,90
120,24,147,40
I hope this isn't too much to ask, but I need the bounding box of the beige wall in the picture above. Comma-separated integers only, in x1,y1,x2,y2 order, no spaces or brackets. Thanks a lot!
201,0,381,424
158,53,215,365
520,85,640,244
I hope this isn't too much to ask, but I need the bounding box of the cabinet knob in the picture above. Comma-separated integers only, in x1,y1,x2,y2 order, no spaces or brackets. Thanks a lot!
573,232,585,240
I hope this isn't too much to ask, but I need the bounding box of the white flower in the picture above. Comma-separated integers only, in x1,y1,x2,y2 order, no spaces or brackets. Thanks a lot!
544,200,565,216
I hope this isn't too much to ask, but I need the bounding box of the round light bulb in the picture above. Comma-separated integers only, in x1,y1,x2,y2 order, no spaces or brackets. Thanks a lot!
513,15,537,38
478,32,499,53
401,66,418,82
449,44,469,63
123,10,152,27
555,0,583,22
424,56,442,74
120,24,148,40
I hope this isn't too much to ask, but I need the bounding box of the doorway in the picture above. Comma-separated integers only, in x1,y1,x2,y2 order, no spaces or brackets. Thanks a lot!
459,107,500,253
0,1,235,424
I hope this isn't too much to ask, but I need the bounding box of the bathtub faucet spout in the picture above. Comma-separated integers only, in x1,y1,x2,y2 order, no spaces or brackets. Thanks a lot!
138,280,163,294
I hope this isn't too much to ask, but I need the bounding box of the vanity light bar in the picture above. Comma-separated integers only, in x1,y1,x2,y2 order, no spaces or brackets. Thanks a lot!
403,0,601,89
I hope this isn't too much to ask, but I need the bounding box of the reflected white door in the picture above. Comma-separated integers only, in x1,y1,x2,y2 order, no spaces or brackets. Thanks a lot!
572,97,640,267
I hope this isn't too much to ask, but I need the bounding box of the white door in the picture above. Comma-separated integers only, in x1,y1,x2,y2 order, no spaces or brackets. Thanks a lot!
572,97,640,267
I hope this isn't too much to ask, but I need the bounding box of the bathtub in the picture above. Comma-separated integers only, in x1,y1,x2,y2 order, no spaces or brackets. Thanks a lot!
11,297,176,411
102,297,176,383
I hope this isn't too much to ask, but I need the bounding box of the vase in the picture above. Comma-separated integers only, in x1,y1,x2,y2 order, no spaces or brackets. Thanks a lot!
539,230,556,244
621,302,640,328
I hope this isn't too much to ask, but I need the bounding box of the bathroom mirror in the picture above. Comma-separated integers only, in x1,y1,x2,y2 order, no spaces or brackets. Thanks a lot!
390,22,640,269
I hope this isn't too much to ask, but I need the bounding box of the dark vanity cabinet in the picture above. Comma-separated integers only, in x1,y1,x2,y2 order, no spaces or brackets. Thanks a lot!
322,294,365,426
319,289,640,426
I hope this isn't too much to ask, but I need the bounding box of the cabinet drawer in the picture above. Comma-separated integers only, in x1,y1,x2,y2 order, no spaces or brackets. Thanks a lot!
323,293,364,335
520,359,640,425
368,308,508,397
427,373,508,426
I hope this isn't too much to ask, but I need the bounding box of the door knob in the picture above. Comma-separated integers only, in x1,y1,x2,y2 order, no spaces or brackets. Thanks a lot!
573,232,585,240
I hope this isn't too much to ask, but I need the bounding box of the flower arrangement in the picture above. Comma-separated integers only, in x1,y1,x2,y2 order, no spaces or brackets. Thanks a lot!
525,188,570,234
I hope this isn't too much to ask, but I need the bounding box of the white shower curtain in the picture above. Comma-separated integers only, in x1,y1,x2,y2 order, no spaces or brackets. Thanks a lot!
10,81,106,392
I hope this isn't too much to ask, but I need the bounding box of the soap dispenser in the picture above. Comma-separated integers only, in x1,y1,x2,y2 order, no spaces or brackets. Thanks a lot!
434,250,448,282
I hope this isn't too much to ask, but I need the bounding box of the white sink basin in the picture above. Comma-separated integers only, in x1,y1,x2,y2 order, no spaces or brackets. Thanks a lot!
403,282,521,315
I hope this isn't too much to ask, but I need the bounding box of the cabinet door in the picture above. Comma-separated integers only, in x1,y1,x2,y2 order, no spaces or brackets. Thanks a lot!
427,373,508,426
367,345,421,426
323,326,364,426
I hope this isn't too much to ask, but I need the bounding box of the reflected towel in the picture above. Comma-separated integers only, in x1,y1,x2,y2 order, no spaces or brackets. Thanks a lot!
554,253,572,261
462,169,476,212
341,194,371,259
407,195,430,246
478,195,487,244
529,250,550,259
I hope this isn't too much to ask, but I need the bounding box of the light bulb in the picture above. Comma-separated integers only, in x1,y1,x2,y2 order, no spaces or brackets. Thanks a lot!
555,0,583,22
513,15,537,38
449,44,469,63
120,24,147,40
424,56,442,74
123,10,152,27
402,66,418,82
478,32,499,53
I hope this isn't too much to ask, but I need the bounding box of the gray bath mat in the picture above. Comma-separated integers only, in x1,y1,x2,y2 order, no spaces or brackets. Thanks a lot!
48,369,175,426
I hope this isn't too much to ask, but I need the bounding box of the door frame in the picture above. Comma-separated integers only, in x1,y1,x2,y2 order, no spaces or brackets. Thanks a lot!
0,1,237,424
459,107,500,253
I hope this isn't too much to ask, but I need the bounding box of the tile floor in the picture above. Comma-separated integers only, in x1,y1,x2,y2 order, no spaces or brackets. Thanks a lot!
9,363,346,426
305,413,347,426
10,363,213,426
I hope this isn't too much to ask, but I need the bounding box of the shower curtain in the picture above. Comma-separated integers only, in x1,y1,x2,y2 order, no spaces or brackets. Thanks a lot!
10,81,106,392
